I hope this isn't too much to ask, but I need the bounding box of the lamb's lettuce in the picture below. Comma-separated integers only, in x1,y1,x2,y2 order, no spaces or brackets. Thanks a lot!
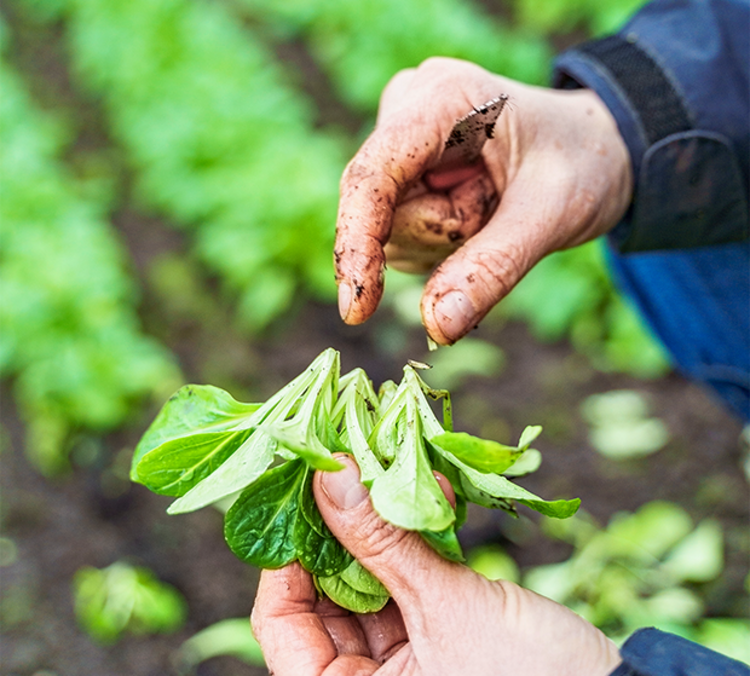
132,348,580,612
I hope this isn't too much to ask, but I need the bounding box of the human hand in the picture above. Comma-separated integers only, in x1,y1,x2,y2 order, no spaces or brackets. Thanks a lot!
251,455,622,676
334,57,632,344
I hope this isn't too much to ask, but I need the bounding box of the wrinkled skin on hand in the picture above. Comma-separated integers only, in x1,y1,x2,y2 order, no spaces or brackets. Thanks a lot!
252,455,622,676
333,57,633,345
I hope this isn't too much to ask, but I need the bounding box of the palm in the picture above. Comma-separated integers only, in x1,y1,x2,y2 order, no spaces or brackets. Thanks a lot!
253,564,417,676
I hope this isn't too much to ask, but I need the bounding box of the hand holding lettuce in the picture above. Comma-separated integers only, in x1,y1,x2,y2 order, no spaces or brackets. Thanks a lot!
131,348,579,611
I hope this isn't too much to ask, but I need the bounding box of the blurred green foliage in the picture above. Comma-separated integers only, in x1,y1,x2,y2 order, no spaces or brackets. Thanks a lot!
3,0,660,473
39,0,348,328
499,241,670,377
233,0,552,109
468,501,749,663
512,0,647,36
0,22,180,474
581,389,670,459
176,618,266,672
72,560,187,644
523,502,750,662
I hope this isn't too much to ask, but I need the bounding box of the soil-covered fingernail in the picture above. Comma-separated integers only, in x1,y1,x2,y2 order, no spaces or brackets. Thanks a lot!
433,290,476,343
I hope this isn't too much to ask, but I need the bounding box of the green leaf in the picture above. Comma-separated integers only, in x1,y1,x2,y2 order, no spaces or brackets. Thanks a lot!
430,431,522,475
167,430,276,514
661,519,723,583
316,575,389,614
404,368,448,438
367,387,407,468
265,421,344,471
319,413,351,455
458,474,515,513
335,370,383,485
467,545,520,583
296,471,353,577
131,385,261,480
339,558,388,597
518,495,580,519
411,370,453,432
136,428,254,497
224,459,306,569
258,348,343,470
605,501,692,560
177,618,266,669
426,338,505,390
72,561,186,644
317,559,389,613
295,510,352,577
298,471,335,540
502,449,543,477
377,380,398,412
420,524,465,562
166,351,333,513
369,398,454,532
518,425,543,449
458,462,579,518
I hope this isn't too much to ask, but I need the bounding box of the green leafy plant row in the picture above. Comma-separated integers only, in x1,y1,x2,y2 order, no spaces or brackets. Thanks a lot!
465,500,750,664
512,0,648,37
132,348,579,613
18,0,666,378
233,0,553,109
21,0,349,330
0,24,180,473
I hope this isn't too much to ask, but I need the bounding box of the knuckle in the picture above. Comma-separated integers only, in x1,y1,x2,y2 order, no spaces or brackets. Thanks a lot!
491,578,524,619
340,158,373,190
417,55,459,75
467,243,525,303
357,510,412,565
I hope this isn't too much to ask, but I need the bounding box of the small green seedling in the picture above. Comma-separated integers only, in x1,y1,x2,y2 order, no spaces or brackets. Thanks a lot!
132,348,579,612
72,560,186,644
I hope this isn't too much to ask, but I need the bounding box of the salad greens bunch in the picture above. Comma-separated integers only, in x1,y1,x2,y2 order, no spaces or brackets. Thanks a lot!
131,348,579,612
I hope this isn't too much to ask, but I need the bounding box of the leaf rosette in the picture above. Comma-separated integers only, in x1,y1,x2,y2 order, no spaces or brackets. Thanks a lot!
132,348,579,612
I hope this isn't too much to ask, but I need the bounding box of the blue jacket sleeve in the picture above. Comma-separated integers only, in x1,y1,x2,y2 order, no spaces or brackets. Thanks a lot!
609,628,750,676
552,0,749,253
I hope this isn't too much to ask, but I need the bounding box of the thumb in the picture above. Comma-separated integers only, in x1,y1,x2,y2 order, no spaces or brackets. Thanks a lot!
313,455,458,613
420,177,555,345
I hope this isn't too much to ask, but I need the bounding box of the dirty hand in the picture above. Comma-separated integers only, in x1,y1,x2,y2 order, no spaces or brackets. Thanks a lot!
333,57,632,345
251,455,622,676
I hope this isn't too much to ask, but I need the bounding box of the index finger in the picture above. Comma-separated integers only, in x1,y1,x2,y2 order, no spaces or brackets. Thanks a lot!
334,118,444,325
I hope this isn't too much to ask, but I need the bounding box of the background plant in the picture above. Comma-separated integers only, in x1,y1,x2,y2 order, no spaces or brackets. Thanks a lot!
72,560,187,644
0,20,180,473
523,502,750,662
467,501,749,664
